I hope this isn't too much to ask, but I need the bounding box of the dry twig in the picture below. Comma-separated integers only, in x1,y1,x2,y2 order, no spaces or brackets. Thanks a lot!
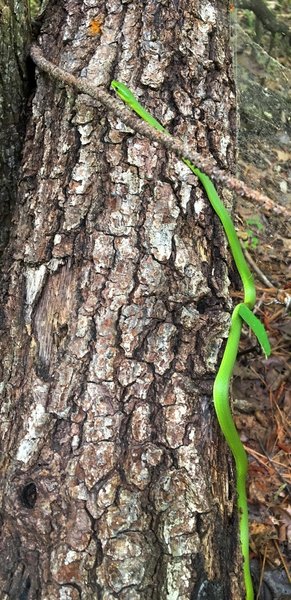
244,249,274,288
30,45,291,217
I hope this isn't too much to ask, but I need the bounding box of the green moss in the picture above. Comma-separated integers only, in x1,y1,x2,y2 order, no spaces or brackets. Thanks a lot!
29,0,42,18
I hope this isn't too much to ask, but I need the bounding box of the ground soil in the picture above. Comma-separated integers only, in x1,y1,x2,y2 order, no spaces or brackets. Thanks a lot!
232,8,290,596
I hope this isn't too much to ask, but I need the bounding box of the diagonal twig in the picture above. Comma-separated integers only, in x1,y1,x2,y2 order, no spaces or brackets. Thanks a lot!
30,45,291,218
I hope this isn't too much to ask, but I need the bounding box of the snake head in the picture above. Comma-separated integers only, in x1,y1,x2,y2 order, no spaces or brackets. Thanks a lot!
111,80,136,104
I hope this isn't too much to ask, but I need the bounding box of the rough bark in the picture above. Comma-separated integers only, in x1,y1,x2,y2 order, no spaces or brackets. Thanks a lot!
0,0,30,256
0,1,244,599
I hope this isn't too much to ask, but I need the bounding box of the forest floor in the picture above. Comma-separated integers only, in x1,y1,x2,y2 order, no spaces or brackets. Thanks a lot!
233,17,290,599
235,164,290,598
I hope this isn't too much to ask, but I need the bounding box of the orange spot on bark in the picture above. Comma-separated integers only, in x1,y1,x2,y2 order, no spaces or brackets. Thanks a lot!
88,17,103,36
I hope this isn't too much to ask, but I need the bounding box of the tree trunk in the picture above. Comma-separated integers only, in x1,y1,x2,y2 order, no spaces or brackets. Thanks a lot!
0,1,244,598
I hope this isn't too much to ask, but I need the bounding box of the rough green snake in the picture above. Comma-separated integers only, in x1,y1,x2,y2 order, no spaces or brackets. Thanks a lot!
111,80,271,600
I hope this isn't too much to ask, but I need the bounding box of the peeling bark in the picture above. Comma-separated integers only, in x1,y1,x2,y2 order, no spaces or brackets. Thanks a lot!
0,1,245,599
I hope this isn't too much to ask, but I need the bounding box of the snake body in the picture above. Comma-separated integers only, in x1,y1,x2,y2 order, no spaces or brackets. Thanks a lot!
111,80,271,600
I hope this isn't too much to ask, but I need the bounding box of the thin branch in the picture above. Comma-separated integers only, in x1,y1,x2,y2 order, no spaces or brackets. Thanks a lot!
244,248,274,288
30,44,291,217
